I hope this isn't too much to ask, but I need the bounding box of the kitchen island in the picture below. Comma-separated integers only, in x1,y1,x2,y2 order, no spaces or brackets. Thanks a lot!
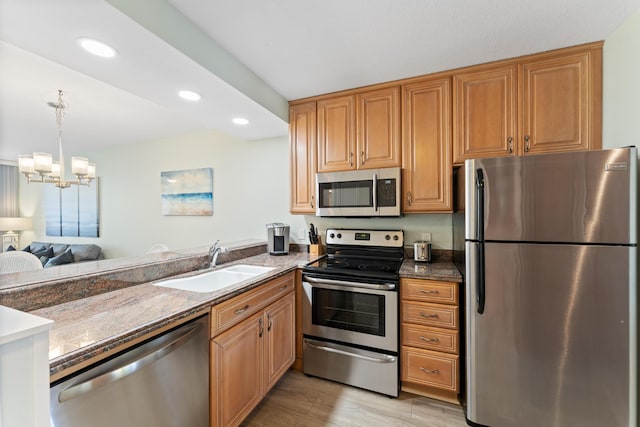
23,249,315,381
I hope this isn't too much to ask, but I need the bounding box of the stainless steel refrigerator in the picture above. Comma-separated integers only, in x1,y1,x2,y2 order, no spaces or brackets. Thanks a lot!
462,147,637,427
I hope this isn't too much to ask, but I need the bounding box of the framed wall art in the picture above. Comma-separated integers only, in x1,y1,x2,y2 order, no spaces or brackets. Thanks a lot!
45,178,100,237
161,167,213,216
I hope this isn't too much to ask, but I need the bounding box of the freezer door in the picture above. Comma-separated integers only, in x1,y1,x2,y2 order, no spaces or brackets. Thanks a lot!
466,242,636,427
466,147,637,244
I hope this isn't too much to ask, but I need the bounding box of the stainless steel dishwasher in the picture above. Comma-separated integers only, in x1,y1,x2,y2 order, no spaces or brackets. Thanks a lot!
50,315,209,427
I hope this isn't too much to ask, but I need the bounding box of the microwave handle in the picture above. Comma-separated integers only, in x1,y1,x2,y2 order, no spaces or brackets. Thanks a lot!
373,173,378,211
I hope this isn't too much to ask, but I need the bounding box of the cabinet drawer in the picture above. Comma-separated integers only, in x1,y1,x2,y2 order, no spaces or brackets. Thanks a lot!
401,279,458,305
402,301,458,329
402,324,459,354
401,346,459,391
211,272,294,338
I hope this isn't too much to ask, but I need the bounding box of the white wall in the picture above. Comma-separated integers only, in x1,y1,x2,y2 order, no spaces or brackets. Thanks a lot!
20,130,307,258
603,8,640,148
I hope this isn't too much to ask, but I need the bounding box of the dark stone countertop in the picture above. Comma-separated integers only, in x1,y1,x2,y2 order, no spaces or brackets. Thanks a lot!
27,250,317,379
399,259,463,283
14,243,461,380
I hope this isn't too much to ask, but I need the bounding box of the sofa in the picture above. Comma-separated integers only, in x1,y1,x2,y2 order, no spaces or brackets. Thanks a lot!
17,241,104,268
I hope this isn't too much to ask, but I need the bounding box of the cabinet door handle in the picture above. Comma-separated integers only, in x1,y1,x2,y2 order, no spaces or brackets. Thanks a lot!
420,367,440,375
419,289,439,295
407,191,412,206
234,304,250,315
310,195,314,209
507,136,513,154
419,336,440,343
420,312,440,319
259,318,264,338
267,313,272,331
349,152,354,166
277,285,288,292
361,150,365,165
524,135,530,152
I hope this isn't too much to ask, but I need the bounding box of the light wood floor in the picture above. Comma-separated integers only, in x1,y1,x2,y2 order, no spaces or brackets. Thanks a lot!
242,370,468,427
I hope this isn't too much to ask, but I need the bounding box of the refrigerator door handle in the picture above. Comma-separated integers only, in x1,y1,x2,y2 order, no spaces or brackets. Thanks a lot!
476,169,485,241
476,168,486,314
477,242,485,314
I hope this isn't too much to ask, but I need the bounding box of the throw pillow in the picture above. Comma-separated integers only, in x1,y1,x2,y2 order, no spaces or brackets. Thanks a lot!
6,245,16,251
32,246,53,258
33,247,54,266
45,248,75,267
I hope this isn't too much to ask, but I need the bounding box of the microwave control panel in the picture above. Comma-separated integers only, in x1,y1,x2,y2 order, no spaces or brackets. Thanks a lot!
377,178,397,207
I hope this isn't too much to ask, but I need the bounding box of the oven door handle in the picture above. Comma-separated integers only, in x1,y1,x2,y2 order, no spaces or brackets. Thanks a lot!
304,339,397,364
304,276,396,291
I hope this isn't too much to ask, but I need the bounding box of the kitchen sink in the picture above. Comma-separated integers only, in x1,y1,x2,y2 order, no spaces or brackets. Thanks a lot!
152,264,275,293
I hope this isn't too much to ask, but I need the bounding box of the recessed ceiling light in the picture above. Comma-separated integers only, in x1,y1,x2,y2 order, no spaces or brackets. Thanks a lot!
178,90,201,101
77,37,117,58
232,117,249,125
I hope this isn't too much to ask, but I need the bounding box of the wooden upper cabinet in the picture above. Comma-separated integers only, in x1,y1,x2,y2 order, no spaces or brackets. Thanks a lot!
317,95,356,172
453,64,518,163
402,77,452,212
356,86,401,169
317,87,401,172
289,102,316,214
453,42,602,163
520,49,602,155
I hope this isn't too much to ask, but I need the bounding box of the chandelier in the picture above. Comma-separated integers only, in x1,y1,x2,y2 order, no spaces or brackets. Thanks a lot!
18,90,95,189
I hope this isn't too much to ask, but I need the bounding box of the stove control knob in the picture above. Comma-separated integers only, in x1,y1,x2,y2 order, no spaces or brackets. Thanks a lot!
336,233,342,239
329,233,335,239
393,235,399,241
385,235,390,240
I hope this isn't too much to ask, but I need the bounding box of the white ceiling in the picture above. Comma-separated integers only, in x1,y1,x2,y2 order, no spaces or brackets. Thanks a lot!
1,0,639,162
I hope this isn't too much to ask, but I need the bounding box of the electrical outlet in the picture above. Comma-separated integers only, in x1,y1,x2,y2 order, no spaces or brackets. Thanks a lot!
298,227,308,240
421,232,432,242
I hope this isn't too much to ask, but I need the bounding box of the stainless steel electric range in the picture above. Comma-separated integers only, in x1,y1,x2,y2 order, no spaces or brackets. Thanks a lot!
302,228,404,397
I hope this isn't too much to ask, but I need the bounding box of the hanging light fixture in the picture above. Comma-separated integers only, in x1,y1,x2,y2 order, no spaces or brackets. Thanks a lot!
18,89,95,189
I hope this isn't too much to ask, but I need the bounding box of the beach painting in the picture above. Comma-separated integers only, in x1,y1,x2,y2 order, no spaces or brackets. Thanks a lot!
161,168,213,216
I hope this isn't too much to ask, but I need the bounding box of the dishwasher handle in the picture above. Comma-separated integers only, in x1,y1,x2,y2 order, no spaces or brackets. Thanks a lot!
58,322,201,403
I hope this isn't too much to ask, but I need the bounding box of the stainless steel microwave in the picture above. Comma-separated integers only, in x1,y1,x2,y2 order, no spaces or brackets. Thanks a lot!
315,167,401,217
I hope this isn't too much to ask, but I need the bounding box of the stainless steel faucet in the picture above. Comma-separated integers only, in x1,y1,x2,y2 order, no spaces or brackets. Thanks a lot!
209,240,229,268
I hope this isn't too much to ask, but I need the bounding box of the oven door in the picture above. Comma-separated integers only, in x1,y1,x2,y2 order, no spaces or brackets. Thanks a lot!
302,275,398,352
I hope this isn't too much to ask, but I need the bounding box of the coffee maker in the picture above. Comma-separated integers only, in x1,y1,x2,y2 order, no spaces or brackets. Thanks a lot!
266,223,290,255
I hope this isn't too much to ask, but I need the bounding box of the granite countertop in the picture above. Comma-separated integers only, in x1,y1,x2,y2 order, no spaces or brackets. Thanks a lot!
399,259,463,283
30,252,315,380
19,246,461,381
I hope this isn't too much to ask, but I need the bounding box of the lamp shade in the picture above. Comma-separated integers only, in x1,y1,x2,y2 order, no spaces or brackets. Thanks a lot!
0,217,32,232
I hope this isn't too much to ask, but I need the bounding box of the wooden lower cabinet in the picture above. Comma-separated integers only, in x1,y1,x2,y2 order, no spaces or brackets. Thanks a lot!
402,347,459,391
400,278,461,403
210,274,295,427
